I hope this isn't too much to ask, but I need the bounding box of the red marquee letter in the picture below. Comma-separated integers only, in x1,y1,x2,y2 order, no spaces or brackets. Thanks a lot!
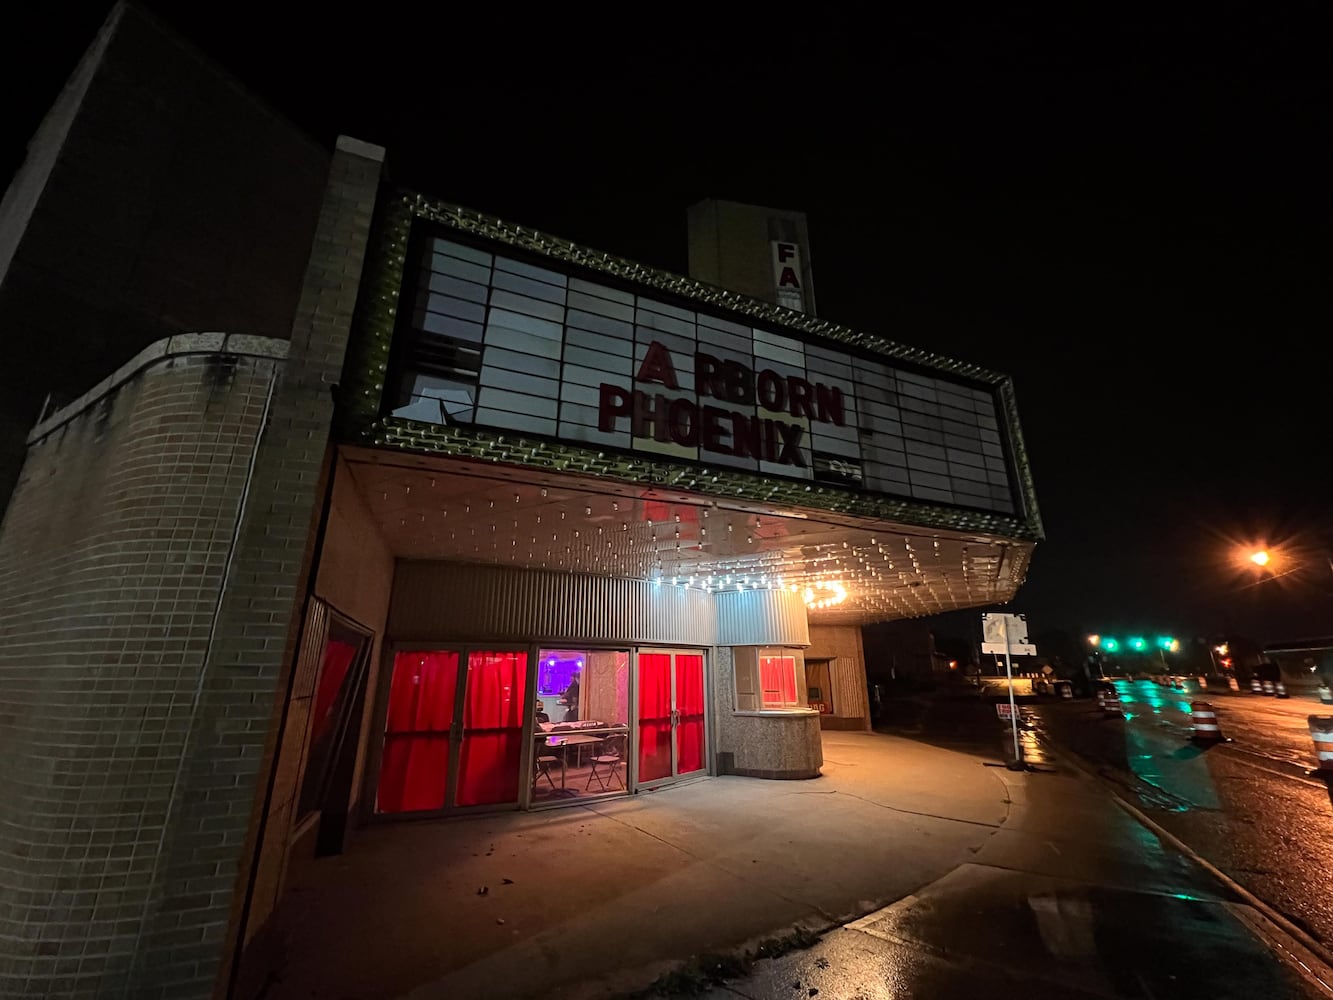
636,341,679,389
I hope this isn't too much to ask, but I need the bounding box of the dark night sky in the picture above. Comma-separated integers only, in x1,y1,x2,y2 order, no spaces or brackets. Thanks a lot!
5,4,1332,643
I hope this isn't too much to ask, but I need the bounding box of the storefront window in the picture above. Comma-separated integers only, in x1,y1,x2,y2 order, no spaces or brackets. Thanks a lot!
377,651,459,814
456,650,528,807
532,648,629,804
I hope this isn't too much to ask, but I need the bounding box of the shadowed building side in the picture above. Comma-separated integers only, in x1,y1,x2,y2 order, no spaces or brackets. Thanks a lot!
0,2,328,512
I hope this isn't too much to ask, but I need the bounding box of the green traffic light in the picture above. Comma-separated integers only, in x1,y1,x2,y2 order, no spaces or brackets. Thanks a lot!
1101,637,1120,652
1129,637,1147,651
1156,636,1176,650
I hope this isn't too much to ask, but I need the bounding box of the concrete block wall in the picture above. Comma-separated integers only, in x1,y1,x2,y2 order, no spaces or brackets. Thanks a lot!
0,341,286,998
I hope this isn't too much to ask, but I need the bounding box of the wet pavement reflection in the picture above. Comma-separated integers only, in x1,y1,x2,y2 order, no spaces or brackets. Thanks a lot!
1030,678,1333,946
697,864,1322,999
671,689,1333,999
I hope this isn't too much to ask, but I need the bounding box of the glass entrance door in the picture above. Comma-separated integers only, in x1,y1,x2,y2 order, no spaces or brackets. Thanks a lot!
636,649,707,786
376,648,528,815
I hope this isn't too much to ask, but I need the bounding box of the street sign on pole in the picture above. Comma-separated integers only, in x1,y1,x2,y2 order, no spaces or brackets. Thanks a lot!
981,613,1035,768
981,613,1037,656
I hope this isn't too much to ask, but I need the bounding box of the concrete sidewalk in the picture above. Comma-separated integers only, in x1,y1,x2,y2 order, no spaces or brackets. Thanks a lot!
265,732,1011,999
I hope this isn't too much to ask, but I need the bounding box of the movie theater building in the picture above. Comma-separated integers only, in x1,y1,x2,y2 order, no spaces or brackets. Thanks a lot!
310,183,1038,803
0,86,1040,997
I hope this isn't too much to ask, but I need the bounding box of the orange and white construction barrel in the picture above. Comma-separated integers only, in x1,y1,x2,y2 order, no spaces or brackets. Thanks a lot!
1103,688,1122,715
1250,678,1262,694
1262,679,1276,696
1319,685,1333,705
1309,716,1333,772
1276,681,1288,699
1189,702,1224,743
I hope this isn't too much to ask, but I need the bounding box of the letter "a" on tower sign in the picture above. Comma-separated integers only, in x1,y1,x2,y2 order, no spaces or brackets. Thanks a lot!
771,241,805,313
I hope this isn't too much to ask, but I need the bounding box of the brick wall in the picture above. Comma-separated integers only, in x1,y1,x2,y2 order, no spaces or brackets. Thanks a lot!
124,138,384,1000
0,135,383,1000
0,339,285,998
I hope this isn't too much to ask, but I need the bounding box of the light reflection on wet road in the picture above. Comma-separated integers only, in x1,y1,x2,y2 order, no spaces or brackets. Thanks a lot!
1031,679,1333,948
679,691,1332,999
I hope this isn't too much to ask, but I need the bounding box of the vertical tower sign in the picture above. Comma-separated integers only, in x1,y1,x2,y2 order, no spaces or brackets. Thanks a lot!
771,241,806,313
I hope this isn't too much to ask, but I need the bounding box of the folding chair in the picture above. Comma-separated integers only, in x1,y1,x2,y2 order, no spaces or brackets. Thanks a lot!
585,733,625,791
534,737,562,791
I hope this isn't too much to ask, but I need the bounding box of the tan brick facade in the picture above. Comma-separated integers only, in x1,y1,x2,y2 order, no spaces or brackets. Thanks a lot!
0,137,383,999
0,340,285,997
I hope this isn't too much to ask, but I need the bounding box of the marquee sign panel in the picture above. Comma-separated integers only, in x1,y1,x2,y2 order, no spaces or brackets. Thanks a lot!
389,226,1016,516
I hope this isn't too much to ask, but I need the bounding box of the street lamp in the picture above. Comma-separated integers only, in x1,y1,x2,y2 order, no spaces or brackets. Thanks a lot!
1250,549,1271,567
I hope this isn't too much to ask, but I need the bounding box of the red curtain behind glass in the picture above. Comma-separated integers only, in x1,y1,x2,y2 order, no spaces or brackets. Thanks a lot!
675,654,705,775
377,651,458,813
638,653,673,782
311,639,358,746
760,656,797,708
456,651,528,807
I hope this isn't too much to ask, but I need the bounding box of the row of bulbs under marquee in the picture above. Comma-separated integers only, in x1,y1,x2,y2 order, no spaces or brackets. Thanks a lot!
354,460,1027,620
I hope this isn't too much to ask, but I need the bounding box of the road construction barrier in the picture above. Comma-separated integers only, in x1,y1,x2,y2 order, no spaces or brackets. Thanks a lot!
1262,679,1275,696
1319,685,1333,705
1198,676,1208,690
1190,701,1224,743
1102,688,1122,715
1096,688,1106,710
1309,716,1333,772
1250,678,1262,694
1228,677,1240,692
1059,681,1073,699
1276,681,1288,699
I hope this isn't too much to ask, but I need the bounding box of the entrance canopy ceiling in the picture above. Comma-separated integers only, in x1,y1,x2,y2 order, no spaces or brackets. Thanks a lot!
342,447,1032,626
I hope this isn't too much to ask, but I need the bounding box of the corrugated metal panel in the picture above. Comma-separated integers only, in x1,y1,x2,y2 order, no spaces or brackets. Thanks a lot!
388,562,717,646
715,589,809,647
831,656,869,719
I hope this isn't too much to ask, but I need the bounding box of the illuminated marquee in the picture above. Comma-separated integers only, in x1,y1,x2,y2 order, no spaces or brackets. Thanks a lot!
598,342,845,468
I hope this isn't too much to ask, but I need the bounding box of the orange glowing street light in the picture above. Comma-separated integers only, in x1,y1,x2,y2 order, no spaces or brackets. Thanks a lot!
1250,549,1271,567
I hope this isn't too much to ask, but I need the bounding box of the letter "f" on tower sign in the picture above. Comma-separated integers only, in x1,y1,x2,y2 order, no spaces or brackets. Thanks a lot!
771,241,805,313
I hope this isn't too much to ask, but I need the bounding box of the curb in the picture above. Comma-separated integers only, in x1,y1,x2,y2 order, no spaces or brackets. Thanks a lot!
1054,746,1333,992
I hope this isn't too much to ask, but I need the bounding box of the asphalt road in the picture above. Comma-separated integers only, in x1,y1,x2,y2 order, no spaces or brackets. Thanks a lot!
1030,680,1333,950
